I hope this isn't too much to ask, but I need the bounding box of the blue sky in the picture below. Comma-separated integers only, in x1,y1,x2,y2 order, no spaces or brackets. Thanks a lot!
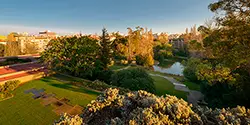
0,0,217,35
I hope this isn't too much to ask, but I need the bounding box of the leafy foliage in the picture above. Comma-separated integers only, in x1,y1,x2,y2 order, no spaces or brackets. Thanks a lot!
55,88,250,125
193,0,250,108
153,41,173,62
127,27,154,66
23,42,39,54
41,36,100,78
111,68,156,93
0,80,20,99
183,58,202,82
4,41,21,56
99,28,113,69
77,80,130,94
0,44,4,57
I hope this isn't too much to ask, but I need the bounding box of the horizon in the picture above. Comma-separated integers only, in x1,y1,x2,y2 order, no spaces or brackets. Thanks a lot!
0,0,216,35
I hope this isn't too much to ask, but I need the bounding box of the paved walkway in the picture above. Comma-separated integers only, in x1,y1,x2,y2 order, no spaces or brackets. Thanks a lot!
0,63,42,75
150,73,204,104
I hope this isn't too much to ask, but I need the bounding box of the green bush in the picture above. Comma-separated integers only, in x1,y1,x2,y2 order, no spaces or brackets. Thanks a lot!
6,57,19,62
111,68,156,93
183,58,201,82
76,80,130,94
92,69,114,84
55,88,250,125
0,80,20,92
0,80,20,99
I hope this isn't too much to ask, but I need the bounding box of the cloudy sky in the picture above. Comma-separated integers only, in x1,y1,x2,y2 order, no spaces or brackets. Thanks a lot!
0,0,217,35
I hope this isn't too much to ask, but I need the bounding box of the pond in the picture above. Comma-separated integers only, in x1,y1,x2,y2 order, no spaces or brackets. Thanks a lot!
153,62,184,76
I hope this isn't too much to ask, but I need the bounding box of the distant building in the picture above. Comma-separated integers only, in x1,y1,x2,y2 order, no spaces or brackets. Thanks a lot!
168,34,180,40
169,38,185,49
9,31,57,53
39,30,57,38
153,33,159,40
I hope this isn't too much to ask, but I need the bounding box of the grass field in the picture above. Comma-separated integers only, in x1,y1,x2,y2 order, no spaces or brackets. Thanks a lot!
147,70,201,91
152,76,188,100
0,75,100,125
183,81,201,91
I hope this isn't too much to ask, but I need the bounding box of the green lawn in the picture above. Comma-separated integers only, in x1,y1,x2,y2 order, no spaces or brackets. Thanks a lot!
183,81,201,91
152,76,188,100
0,75,100,125
148,70,200,91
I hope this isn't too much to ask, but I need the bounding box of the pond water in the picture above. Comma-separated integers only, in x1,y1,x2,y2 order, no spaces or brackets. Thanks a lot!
153,62,184,76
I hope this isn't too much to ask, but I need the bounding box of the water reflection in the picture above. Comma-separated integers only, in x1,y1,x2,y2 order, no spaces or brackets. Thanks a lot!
153,62,184,76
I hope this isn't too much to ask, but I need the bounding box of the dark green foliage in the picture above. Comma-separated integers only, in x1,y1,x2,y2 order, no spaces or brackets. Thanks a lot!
194,0,250,108
111,68,156,93
0,57,31,66
183,58,201,82
99,28,113,69
41,36,100,78
135,55,145,66
0,44,4,57
173,49,189,57
201,68,250,108
153,41,173,62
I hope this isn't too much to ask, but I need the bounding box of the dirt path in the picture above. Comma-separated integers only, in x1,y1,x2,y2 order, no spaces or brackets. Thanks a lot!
149,73,204,104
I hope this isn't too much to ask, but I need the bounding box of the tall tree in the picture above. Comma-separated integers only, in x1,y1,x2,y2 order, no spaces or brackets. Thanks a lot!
126,27,154,66
193,0,250,108
99,28,112,69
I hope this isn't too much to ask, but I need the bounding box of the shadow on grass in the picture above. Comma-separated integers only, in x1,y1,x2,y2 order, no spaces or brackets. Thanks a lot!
49,83,100,96
40,77,54,82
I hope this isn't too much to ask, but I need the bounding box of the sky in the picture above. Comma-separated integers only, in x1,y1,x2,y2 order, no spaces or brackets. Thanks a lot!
0,0,217,35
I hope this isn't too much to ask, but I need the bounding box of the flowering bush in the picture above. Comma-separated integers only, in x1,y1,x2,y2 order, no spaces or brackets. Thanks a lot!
56,88,250,125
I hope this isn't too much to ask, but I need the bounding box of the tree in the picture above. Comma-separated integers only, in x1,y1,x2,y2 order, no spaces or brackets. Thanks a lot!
99,28,112,69
0,44,4,57
126,27,154,66
111,68,156,93
41,36,100,77
23,42,39,54
4,41,21,56
194,0,250,108
110,32,128,59
153,41,173,62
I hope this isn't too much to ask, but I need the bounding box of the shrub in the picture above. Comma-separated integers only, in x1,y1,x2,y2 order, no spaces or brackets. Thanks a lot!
79,80,130,95
0,80,20,92
0,80,20,99
111,68,156,93
183,58,202,82
6,57,19,62
55,88,250,125
135,54,154,67
93,69,114,84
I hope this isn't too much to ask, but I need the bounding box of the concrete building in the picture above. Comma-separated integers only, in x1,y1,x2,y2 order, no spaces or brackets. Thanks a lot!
12,31,57,53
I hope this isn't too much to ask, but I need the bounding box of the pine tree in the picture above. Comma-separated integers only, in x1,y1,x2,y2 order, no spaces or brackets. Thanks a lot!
99,28,112,69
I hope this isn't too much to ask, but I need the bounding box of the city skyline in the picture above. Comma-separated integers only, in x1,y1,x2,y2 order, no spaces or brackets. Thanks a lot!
0,0,216,35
